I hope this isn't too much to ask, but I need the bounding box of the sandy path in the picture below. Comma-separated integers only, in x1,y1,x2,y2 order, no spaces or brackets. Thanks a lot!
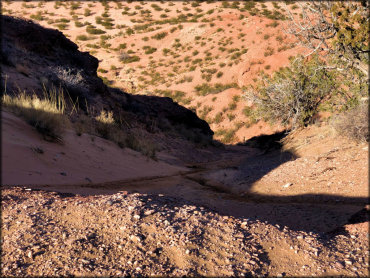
1,111,185,186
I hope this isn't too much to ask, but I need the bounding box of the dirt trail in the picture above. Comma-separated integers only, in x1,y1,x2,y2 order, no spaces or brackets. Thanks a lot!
2,125,368,276
13,138,367,234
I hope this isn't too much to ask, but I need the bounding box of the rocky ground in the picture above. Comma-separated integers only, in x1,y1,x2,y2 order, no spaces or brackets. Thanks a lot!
1,185,368,277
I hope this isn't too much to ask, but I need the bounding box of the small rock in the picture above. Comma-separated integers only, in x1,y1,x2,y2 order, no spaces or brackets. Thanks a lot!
185,249,190,255
345,260,352,265
144,210,155,216
282,183,293,188
27,251,33,258
133,214,140,220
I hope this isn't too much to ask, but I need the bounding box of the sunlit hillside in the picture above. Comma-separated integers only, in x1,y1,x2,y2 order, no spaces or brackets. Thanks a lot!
2,0,308,143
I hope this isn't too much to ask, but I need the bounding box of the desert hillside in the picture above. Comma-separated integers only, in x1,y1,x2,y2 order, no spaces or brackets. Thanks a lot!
2,0,306,143
1,1,369,277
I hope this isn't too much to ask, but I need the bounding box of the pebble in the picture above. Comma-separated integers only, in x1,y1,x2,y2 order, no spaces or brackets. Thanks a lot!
144,210,154,216
345,260,352,265
282,183,292,188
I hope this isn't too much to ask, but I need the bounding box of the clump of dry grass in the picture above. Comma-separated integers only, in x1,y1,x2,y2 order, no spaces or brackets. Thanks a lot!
2,88,157,158
331,102,369,142
2,87,68,142
97,119,157,159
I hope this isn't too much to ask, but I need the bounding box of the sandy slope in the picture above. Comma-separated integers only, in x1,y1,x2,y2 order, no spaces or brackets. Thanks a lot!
1,111,185,187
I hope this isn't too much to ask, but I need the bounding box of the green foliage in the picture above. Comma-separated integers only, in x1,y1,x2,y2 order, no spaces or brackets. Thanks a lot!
195,83,238,96
244,55,342,129
30,11,45,21
151,32,168,40
86,25,106,34
119,53,140,63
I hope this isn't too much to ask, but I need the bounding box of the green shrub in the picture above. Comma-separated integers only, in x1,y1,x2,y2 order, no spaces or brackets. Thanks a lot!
119,53,140,63
76,35,92,41
264,46,274,57
86,25,106,34
30,11,45,21
56,23,68,30
244,55,342,129
84,8,92,16
195,83,238,96
151,31,168,40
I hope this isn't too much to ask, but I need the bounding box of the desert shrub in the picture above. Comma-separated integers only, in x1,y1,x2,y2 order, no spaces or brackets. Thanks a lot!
98,68,108,73
2,88,67,141
266,21,279,28
86,43,100,49
119,53,140,63
276,34,284,43
227,113,236,121
151,31,167,40
55,18,70,23
74,21,84,27
195,83,238,96
214,112,224,124
55,23,68,30
76,34,93,41
162,48,170,55
264,46,274,57
118,43,127,50
277,45,289,52
30,11,45,21
84,8,92,16
93,110,157,159
331,102,369,142
244,55,341,129
86,25,106,34
215,128,236,144
143,46,157,54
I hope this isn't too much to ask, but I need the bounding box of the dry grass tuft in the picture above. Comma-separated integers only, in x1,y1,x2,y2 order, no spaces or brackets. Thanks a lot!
2,87,68,142
331,102,369,143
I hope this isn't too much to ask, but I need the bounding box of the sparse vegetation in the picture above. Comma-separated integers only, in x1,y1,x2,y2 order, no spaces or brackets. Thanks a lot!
151,31,167,40
195,83,238,96
331,102,369,142
2,88,67,141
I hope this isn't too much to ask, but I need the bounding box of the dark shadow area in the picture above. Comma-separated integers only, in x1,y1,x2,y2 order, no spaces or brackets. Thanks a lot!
237,130,289,153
